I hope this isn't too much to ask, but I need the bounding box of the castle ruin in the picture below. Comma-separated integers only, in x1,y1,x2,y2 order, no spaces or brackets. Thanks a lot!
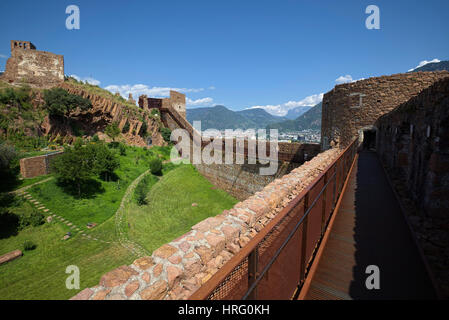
0,40,64,88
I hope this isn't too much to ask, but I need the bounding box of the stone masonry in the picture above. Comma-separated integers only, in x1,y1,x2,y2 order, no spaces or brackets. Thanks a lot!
71,146,342,300
321,71,449,149
376,77,449,297
0,40,64,88
19,151,63,178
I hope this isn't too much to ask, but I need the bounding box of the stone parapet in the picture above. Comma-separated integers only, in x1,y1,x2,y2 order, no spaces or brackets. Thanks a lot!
71,146,341,300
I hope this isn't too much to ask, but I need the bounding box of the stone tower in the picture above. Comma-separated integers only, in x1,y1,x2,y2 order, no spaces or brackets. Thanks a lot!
0,40,64,88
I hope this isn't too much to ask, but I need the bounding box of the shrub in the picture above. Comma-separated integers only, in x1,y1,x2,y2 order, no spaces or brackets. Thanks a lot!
105,122,120,141
159,127,171,142
151,109,160,117
0,86,32,111
43,88,92,118
140,122,148,137
19,209,45,229
23,240,36,251
149,158,162,175
92,134,99,142
135,177,149,206
119,143,126,156
122,121,130,134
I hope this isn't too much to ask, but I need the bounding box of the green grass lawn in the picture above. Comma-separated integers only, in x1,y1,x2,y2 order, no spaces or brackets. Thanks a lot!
0,199,135,300
26,146,160,230
0,146,238,299
14,174,52,191
127,164,238,253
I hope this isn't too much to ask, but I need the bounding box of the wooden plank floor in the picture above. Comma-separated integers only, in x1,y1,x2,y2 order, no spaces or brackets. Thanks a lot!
303,151,436,300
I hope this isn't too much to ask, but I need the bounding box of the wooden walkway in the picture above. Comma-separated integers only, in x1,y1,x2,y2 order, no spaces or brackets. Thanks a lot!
302,151,436,300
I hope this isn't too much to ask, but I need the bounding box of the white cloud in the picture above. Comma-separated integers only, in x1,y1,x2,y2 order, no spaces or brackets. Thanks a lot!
104,83,207,100
104,83,214,107
335,75,353,84
248,93,324,117
335,74,365,85
187,97,214,107
0,54,8,59
408,58,440,72
70,74,101,86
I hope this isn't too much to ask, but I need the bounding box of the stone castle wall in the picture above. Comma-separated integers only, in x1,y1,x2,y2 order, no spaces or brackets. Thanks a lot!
19,151,63,178
376,76,449,296
158,105,321,200
321,71,449,149
194,143,321,200
1,41,64,88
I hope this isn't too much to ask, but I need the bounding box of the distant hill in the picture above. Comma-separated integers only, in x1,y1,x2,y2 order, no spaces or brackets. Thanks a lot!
266,102,322,132
186,105,287,130
411,60,449,72
284,106,313,119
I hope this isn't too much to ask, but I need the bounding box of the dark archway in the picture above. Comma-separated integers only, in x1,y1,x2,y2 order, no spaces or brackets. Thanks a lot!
362,129,376,150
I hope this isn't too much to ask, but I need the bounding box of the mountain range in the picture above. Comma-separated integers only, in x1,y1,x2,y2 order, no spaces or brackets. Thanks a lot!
266,102,322,133
186,105,288,130
411,60,449,72
284,106,313,119
186,60,448,133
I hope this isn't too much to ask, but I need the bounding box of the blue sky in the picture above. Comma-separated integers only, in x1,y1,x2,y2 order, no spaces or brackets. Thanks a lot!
0,0,448,116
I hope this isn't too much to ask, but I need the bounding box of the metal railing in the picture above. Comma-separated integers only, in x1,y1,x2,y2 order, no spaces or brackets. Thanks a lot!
190,139,358,300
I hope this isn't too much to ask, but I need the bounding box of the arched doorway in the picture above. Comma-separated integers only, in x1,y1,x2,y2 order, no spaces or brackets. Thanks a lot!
358,126,377,151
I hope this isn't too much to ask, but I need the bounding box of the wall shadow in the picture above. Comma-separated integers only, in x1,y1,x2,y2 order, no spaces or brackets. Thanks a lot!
348,151,436,299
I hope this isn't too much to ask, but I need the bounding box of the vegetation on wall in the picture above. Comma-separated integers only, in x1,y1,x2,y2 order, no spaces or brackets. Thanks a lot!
159,127,171,142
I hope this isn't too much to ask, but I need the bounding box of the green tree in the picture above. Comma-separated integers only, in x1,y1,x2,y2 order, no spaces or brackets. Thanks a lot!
149,158,162,175
89,143,120,181
0,143,20,192
43,88,92,119
51,146,96,196
105,122,120,142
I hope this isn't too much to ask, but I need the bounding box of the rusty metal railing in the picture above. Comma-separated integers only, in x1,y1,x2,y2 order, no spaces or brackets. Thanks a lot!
190,139,358,300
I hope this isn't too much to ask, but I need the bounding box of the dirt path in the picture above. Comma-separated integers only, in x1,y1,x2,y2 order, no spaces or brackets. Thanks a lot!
12,177,54,194
114,169,152,257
